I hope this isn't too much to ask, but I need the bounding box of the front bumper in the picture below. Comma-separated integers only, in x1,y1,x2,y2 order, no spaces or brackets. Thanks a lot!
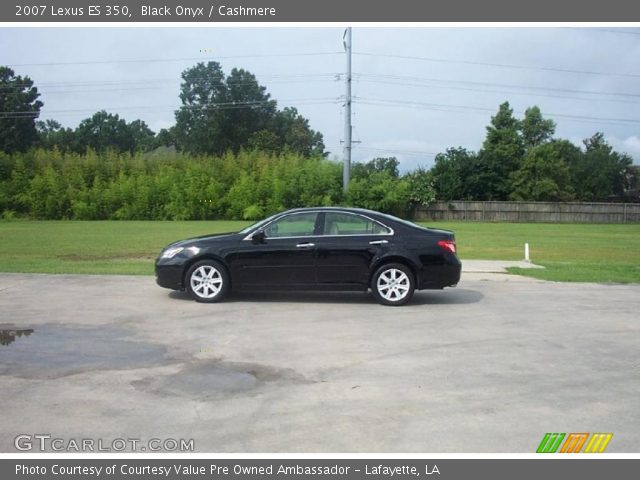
155,263,184,290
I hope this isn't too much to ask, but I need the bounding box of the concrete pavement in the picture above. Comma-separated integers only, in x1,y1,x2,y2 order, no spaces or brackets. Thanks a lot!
0,271,638,452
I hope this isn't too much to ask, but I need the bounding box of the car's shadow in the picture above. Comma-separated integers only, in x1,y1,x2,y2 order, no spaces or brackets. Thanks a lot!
168,288,483,305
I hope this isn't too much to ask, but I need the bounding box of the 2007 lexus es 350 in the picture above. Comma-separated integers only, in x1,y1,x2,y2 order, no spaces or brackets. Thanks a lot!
155,207,461,306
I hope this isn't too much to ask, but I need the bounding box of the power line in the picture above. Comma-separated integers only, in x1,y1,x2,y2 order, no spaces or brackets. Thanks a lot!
355,73,640,100
0,73,341,91
356,97,640,126
7,52,343,68
17,73,639,108
357,146,439,157
0,79,340,96
0,98,341,119
7,73,640,101
354,51,640,79
356,77,640,107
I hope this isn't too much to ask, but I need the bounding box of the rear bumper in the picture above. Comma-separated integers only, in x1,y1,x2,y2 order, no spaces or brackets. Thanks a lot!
417,258,461,290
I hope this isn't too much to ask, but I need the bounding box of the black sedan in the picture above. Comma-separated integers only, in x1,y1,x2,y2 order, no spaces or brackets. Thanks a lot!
155,207,461,306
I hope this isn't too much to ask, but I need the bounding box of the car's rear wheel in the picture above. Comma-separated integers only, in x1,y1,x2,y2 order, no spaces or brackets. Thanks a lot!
371,263,415,306
185,260,229,303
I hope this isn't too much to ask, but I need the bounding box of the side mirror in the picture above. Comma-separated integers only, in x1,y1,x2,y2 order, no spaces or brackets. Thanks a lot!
252,230,266,244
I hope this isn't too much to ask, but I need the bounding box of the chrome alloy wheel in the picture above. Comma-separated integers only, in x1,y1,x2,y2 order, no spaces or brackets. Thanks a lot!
376,268,411,302
190,265,223,299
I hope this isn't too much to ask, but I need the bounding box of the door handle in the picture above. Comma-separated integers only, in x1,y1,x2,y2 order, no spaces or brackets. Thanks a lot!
369,240,388,245
296,242,315,248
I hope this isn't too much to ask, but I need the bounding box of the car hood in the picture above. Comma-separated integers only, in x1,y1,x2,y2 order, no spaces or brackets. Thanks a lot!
165,232,239,248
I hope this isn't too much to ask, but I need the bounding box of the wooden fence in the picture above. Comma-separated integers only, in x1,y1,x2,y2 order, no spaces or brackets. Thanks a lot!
415,201,640,223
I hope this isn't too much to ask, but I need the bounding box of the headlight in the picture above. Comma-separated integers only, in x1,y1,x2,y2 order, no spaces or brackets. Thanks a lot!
160,246,184,259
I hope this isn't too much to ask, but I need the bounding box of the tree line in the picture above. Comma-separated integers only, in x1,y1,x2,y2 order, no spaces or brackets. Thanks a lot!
429,103,638,202
1,63,325,158
1,63,638,222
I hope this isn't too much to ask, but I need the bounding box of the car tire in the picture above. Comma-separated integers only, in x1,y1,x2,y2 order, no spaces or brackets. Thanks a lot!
185,260,230,303
371,262,415,306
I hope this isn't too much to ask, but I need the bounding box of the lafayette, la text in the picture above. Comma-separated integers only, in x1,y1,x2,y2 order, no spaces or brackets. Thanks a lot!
17,464,440,476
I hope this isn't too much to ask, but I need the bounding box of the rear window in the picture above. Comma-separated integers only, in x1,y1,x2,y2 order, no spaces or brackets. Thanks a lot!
323,212,391,236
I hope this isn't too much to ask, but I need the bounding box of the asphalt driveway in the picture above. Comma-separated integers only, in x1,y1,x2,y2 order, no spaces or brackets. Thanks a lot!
0,271,638,452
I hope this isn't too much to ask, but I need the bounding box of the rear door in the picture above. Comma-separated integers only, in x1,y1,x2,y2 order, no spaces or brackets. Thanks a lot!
314,212,393,288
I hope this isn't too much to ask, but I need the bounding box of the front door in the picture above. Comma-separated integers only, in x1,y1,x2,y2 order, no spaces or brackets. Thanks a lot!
231,212,320,288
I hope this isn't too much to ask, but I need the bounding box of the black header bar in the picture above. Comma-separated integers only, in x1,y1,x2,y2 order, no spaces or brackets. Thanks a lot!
3,0,640,23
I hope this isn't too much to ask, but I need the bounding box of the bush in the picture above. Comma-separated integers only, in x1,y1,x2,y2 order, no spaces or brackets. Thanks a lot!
346,172,411,217
0,149,333,220
0,149,422,220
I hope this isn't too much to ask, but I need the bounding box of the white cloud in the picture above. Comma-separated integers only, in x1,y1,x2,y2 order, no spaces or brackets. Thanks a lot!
606,135,640,163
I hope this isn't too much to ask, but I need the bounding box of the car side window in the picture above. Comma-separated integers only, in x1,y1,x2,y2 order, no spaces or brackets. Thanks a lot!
264,213,318,238
323,212,391,235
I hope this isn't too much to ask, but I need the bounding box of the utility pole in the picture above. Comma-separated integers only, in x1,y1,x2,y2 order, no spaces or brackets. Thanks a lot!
343,27,352,193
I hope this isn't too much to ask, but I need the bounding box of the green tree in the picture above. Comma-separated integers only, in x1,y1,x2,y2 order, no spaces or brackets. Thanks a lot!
0,66,43,153
521,106,556,149
510,141,575,201
248,129,280,153
347,173,410,217
220,68,277,152
348,157,409,216
430,147,483,200
479,102,525,200
74,111,155,153
75,111,133,153
352,157,400,179
572,133,633,201
271,107,325,156
174,62,323,156
36,119,76,151
175,62,275,155
128,119,156,152
625,165,640,200
174,62,226,155
154,127,177,148
404,167,436,206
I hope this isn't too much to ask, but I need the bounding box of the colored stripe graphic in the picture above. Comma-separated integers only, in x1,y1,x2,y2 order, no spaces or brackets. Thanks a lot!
560,433,589,453
536,433,565,453
584,433,613,453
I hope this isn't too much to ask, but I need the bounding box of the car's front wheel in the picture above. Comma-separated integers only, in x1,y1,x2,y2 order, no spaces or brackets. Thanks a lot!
185,260,229,303
371,263,415,306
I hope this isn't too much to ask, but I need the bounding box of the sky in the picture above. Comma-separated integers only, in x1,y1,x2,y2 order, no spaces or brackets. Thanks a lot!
1,26,640,171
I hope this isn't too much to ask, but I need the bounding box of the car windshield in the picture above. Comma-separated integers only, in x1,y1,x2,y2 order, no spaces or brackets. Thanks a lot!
238,213,279,234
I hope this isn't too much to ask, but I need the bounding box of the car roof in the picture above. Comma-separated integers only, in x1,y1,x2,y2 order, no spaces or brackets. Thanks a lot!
283,206,387,216
280,207,413,228
279,207,434,233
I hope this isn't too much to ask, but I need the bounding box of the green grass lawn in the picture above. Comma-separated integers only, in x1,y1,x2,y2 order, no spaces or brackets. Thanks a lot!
424,221,640,283
0,220,638,283
0,220,250,276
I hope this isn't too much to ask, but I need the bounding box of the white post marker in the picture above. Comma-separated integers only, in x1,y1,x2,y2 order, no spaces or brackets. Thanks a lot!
524,243,530,263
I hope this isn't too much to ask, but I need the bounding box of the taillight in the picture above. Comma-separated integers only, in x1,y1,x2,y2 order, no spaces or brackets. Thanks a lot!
437,239,457,254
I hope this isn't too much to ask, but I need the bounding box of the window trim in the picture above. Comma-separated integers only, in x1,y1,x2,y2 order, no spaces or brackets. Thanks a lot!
242,210,394,241
262,211,320,239
320,211,393,237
